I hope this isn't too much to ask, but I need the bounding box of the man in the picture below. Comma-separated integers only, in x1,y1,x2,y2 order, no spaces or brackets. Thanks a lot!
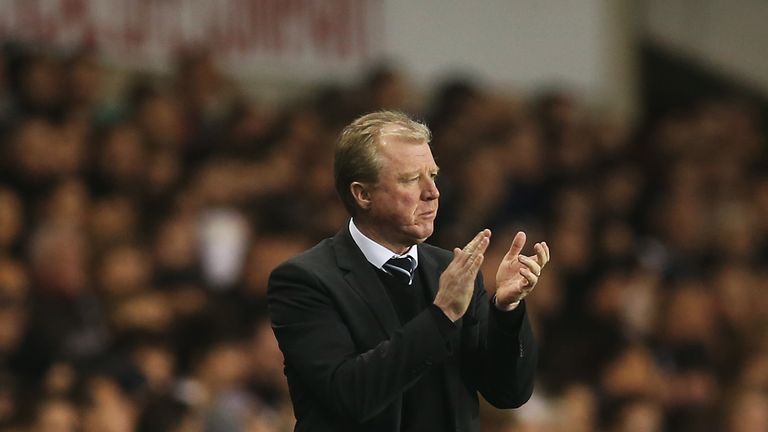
268,111,550,431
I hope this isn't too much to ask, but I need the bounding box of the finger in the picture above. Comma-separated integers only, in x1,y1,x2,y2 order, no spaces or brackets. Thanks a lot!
542,241,550,263
458,230,489,270
534,243,548,267
464,236,489,272
462,233,480,254
476,234,490,256
520,267,538,287
448,247,470,270
518,255,541,276
464,229,490,255
465,229,487,251
467,252,485,276
474,254,485,272
502,231,526,263
451,247,462,262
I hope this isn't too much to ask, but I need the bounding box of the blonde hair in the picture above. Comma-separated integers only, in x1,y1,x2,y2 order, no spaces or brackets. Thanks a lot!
334,111,431,215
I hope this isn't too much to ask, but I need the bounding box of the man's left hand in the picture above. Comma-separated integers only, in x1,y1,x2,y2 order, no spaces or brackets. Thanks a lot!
494,231,550,310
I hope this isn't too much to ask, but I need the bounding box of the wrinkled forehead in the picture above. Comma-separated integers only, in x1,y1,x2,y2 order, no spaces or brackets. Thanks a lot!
376,134,436,174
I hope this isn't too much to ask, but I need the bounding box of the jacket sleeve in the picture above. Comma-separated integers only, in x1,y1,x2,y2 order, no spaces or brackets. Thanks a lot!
267,261,459,423
464,275,538,408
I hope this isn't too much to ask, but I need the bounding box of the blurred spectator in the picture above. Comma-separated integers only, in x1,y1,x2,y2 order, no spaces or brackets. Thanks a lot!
0,41,766,430
0,187,24,256
724,388,768,432
32,397,80,432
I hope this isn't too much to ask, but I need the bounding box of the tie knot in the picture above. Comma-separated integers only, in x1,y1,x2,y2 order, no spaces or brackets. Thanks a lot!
383,256,417,285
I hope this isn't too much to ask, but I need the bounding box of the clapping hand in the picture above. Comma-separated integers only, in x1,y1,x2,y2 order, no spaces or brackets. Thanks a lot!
433,229,491,322
493,232,550,310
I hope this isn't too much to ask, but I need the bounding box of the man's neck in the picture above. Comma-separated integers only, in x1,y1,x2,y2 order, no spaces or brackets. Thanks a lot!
352,218,411,255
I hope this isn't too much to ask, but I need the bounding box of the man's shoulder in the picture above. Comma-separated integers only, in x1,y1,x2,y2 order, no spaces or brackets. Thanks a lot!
267,237,341,297
277,236,337,272
272,235,454,275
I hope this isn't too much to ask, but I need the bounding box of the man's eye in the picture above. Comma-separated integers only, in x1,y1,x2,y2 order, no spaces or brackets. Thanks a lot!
430,172,438,179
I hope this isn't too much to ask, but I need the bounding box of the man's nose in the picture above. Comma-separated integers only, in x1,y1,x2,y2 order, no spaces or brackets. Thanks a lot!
422,178,440,200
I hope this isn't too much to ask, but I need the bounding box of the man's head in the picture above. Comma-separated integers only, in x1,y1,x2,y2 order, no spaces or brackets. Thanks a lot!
334,111,440,252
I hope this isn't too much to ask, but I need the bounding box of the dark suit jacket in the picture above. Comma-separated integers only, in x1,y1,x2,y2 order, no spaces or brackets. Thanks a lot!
268,225,537,432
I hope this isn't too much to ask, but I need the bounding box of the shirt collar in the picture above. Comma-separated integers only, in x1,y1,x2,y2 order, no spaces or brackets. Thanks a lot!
349,219,419,270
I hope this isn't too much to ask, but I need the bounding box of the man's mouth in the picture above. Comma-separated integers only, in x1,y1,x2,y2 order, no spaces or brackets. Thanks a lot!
419,209,437,218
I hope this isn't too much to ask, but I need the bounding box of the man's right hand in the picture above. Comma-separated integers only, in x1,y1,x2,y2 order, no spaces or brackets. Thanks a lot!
433,229,491,322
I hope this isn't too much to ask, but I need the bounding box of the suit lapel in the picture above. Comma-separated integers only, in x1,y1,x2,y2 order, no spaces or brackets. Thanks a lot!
417,247,440,302
332,226,400,338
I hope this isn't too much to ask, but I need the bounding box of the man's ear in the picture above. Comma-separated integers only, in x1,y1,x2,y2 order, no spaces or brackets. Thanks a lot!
350,182,372,210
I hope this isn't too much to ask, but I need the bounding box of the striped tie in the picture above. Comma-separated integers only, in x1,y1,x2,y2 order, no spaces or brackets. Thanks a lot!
383,256,417,285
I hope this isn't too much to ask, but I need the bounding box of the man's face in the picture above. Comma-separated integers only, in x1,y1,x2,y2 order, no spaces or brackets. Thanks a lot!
362,133,440,251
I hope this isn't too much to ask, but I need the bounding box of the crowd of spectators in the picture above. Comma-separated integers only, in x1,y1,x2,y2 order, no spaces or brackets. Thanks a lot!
0,43,767,432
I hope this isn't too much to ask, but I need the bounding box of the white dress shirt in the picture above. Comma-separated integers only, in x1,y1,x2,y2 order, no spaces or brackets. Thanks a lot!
349,219,418,272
